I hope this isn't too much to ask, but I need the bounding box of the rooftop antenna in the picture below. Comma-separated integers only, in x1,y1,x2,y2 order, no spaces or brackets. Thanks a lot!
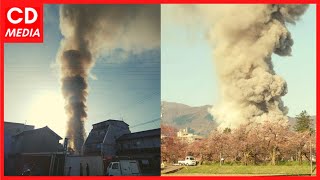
23,119,28,131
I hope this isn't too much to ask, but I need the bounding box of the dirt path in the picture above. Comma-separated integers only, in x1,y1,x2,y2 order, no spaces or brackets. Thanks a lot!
161,166,184,174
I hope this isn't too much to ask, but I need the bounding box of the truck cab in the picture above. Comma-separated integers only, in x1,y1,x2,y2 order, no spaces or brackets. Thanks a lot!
106,160,141,176
178,156,197,166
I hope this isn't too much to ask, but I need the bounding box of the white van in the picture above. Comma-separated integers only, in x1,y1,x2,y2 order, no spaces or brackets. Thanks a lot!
106,160,141,176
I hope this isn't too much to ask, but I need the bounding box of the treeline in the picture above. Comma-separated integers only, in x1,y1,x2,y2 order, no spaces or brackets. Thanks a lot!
161,111,315,165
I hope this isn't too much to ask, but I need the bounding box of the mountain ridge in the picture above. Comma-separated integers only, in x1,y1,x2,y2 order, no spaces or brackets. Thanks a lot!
161,101,316,136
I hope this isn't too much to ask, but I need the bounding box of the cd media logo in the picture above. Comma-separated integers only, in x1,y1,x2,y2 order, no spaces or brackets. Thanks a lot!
4,3,43,43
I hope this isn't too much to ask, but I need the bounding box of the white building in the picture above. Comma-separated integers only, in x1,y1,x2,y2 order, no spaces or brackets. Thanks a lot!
177,128,203,143
83,120,130,157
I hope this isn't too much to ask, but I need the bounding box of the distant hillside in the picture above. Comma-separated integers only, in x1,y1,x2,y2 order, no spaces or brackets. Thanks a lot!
162,101,316,136
161,101,217,136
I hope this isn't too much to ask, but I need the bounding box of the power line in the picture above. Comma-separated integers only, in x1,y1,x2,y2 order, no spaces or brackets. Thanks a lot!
105,91,160,119
130,117,160,128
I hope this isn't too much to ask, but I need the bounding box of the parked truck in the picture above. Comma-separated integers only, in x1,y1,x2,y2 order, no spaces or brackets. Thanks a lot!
178,156,197,166
106,160,141,176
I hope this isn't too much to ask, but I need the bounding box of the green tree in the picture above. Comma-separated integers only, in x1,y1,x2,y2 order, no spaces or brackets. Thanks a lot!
294,110,313,133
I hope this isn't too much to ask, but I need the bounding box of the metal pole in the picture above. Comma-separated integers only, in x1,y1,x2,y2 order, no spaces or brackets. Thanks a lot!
49,154,55,176
310,131,312,176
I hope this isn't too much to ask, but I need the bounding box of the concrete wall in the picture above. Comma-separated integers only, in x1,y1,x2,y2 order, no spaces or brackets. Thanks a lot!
64,156,104,176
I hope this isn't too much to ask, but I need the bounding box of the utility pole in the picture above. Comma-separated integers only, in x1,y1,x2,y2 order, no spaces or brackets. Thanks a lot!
309,129,312,176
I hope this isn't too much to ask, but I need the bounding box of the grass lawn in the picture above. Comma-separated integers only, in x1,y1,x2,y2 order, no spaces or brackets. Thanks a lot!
165,163,314,176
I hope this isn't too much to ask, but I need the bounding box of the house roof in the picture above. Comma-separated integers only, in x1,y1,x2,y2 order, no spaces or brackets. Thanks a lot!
4,121,35,136
117,128,160,141
85,130,107,145
5,121,34,128
13,126,62,140
92,119,129,127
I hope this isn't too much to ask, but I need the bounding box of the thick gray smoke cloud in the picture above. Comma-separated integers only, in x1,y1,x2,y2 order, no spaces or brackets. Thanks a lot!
170,4,308,129
57,5,160,152
205,4,309,129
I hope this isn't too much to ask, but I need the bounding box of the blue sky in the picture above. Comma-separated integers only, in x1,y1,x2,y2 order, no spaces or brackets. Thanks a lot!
4,5,160,137
161,4,316,117
4,5,316,138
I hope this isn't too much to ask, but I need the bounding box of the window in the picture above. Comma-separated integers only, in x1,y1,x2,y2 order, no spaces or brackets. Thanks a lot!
112,163,119,169
142,160,149,165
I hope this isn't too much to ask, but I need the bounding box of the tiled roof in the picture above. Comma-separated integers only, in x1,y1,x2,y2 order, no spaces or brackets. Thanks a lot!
4,121,34,128
92,119,129,126
117,128,160,141
13,126,62,140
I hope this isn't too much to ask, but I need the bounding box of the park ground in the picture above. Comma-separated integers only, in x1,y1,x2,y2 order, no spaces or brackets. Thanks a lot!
162,162,316,176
